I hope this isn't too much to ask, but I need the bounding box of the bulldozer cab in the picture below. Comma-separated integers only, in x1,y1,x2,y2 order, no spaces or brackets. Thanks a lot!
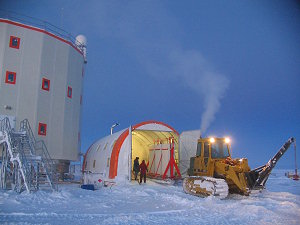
198,137,231,159
189,137,231,176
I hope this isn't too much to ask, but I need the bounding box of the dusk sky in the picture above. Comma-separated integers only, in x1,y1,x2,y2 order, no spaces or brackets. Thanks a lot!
1,0,299,168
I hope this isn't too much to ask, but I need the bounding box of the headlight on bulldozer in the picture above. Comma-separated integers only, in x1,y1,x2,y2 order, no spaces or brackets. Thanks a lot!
225,138,230,143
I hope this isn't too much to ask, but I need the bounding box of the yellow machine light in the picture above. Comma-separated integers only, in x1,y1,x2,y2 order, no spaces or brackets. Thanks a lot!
210,138,215,143
225,138,231,143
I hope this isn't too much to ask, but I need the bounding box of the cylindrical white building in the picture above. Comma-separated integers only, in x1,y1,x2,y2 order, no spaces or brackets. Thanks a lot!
0,16,86,173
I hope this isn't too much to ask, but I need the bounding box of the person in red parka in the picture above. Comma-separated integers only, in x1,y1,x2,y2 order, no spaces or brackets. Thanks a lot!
139,160,148,184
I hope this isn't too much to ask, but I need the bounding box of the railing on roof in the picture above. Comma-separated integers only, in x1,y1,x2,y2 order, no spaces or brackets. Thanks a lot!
0,9,84,54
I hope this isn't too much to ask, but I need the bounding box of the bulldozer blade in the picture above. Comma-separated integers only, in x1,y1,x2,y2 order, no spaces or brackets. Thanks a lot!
248,137,295,189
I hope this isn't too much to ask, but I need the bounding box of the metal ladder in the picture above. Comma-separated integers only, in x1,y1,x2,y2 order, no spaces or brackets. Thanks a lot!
0,117,57,193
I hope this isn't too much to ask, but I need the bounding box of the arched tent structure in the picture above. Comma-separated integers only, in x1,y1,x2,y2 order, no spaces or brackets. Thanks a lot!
83,121,181,186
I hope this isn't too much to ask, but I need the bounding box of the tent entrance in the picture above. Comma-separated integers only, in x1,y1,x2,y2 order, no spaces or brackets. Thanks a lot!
131,129,180,181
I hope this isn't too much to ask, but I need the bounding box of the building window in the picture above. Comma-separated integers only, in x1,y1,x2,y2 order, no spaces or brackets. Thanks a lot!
78,132,80,142
9,36,21,49
42,78,50,91
38,123,47,136
5,71,16,84
93,160,96,168
80,95,82,105
67,86,72,98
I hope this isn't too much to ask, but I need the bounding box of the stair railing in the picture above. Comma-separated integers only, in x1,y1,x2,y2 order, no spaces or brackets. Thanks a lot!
20,119,57,191
0,117,12,133
0,117,32,192
15,138,34,191
20,119,36,155
35,140,57,190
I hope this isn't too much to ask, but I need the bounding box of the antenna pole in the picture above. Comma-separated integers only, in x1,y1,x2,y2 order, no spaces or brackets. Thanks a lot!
294,140,298,177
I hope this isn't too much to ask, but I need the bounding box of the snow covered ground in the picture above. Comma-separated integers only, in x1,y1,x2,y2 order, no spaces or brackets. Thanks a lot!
0,169,299,225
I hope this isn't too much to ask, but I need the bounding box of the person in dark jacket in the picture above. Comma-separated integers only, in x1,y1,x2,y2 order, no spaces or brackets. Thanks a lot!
139,160,148,184
133,157,140,180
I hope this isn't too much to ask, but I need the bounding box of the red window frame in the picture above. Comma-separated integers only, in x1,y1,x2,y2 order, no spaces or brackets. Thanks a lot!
38,123,47,136
42,78,50,91
5,71,16,84
67,86,72,98
9,36,21,49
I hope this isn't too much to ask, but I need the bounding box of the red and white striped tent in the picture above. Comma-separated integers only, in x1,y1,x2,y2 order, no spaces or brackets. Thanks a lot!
82,121,181,186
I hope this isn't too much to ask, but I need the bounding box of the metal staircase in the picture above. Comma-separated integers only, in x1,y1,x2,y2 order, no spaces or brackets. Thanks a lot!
0,117,57,193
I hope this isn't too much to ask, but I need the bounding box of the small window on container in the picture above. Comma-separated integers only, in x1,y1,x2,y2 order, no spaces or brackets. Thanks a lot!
107,158,110,167
103,143,108,151
67,86,72,98
96,144,101,152
5,71,16,84
9,36,21,49
42,78,50,91
38,123,47,136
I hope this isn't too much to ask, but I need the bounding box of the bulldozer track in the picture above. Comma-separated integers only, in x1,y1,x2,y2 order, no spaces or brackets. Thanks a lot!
183,176,229,199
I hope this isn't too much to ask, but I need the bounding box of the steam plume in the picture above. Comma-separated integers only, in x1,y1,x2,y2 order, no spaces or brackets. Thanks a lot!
170,50,229,134
200,73,229,134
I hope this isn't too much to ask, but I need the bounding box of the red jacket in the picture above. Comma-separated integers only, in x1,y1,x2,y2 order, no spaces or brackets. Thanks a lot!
139,161,148,175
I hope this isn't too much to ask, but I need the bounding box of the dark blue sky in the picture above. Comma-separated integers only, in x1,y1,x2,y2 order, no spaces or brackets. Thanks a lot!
1,0,300,168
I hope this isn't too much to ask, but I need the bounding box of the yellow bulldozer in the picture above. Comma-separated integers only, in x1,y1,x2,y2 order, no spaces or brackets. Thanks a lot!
183,137,295,199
